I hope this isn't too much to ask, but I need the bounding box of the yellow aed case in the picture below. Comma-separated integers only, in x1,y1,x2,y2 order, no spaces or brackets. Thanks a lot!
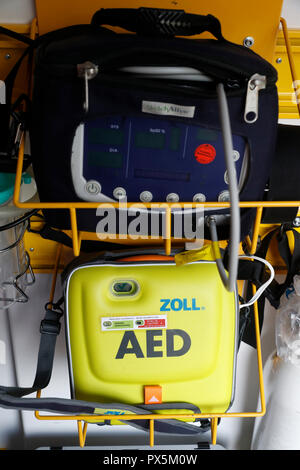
64,253,239,419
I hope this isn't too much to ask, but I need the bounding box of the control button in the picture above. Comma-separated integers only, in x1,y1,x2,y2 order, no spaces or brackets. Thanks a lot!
140,191,153,202
224,167,238,185
85,180,101,195
113,187,127,200
224,171,229,185
193,193,206,203
112,280,138,296
194,144,216,164
166,193,179,202
233,150,240,161
218,190,230,202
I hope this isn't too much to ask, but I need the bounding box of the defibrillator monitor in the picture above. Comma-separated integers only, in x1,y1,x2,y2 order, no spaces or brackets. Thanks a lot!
71,116,248,203
70,66,249,203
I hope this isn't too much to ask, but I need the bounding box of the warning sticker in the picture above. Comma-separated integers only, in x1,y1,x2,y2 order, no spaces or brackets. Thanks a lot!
194,143,216,164
101,315,167,331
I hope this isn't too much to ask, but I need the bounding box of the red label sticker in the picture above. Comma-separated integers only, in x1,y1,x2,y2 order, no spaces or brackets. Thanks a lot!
138,318,166,328
194,144,216,164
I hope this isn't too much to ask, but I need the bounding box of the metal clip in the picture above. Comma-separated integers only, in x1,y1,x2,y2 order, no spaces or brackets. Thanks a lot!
244,74,266,124
77,61,99,113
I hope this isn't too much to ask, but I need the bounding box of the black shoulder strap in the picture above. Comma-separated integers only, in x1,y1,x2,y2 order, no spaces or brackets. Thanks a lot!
28,222,152,253
238,228,279,348
277,224,300,288
239,224,300,348
257,223,300,305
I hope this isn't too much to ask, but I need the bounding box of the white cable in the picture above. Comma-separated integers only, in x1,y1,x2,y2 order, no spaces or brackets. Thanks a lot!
238,255,275,310
215,83,240,293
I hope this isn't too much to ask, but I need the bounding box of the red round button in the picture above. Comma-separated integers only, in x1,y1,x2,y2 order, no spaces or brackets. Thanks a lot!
194,144,216,164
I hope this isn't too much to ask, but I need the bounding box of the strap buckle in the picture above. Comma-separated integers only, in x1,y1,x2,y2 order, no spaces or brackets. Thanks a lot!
40,300,64,335
40,318,61,336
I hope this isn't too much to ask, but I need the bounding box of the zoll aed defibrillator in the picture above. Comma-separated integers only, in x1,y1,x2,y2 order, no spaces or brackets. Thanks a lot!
64,252,239,417
62,245,274,424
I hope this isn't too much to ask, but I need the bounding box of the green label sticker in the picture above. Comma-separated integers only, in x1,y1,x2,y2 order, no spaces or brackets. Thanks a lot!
103,320,134,330
101,315,167,331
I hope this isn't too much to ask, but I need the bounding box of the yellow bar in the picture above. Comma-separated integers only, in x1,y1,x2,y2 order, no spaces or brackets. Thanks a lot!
250,207,263,255
48,244,62,304
29,18,38,40
280,17,300,118
253,286,266,416
14,200,300,209
83,422,88,446
164,206,171,255
69,208,80,256
211,417,218,445
34,408,266,421
149,419,154,447
77,421,87,448
246,208,266,417
13,135,24,207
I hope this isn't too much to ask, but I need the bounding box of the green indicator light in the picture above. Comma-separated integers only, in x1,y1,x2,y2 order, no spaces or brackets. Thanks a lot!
112,280,138,296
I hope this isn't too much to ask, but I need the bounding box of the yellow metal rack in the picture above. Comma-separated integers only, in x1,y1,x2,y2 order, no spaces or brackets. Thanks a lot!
30,212,267,448
1,3,299,448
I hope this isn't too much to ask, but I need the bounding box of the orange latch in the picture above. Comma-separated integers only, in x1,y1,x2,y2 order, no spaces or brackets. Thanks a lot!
144,385,162,405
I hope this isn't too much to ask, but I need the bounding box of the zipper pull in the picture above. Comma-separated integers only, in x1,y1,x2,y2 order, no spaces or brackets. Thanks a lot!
244,74,266,124
77,61,98,112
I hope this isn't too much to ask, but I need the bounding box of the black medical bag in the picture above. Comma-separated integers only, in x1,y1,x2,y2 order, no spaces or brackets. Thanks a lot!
11,8,280,240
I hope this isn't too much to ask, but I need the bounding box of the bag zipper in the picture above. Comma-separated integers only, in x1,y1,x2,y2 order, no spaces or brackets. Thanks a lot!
76,61,268,124
243,73,267,124
77,61,99,113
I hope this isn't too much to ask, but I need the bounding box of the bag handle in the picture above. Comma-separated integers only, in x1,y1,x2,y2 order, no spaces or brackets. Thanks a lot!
91,7,225,41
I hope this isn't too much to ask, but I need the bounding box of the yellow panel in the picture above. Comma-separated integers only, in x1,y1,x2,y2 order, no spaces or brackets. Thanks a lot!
0,22,36,101
274,30,300,119
24,220,75,272
0,30,29,100
34,0,283,62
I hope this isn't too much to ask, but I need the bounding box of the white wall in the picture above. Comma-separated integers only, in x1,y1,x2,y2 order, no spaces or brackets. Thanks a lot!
281,0,300,27
0,0,35,23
